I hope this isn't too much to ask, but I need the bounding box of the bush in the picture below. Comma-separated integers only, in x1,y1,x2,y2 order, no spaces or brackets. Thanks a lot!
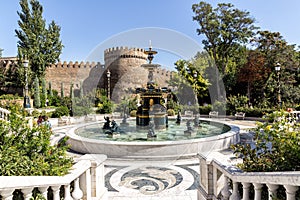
130,110,137,117
236,107,274,118
199,104,212,115
227,94,249,115
181,105,199,115
167,109,175,116
0,112,73,175
0,94,21,100
212,100,226,112
72,105,92,116
97,100,114,114
52,106,69,118
232,111,300,172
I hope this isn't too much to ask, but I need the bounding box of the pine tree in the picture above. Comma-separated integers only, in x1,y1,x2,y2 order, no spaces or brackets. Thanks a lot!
48,81,53,97
34,76,41,108
15,0,63,83
60,82,64,98
70,83,74,99
41,78,47,106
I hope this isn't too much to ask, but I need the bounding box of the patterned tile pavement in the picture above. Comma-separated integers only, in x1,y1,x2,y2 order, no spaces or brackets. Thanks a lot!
104,158,200,200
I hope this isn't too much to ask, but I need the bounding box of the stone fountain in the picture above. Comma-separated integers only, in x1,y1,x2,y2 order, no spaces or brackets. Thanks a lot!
135,45,171,130
66,45,240,159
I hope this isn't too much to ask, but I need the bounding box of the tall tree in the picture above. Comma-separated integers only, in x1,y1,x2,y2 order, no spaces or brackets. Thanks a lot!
251,31,300,107
41,77,47,106
192,2,258,99
175,59,210,103
15,0,63,82
237,50,269,104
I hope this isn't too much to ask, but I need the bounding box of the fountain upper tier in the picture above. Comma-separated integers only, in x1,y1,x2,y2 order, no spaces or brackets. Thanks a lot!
135,47,172,129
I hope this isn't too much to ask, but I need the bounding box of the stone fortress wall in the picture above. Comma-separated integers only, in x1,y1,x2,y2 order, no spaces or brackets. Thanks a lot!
45,61,104,97
1,46,175,102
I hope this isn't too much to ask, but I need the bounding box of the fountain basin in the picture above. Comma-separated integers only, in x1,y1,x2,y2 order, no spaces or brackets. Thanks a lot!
66,119,240,159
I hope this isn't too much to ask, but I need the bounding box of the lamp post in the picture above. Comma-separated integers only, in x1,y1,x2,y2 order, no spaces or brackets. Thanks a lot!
23,59,31,108
275,63,281,108
193,71,199,106
107,69,111,99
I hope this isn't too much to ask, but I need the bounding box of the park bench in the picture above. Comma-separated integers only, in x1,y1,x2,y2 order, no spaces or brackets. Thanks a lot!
184,110,193,117
209,111,218,118
58,116,71,125
235,112,245,120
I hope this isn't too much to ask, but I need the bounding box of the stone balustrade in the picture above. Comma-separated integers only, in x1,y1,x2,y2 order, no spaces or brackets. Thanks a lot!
198,154,300,200
0,154,107,200
0,107,10,121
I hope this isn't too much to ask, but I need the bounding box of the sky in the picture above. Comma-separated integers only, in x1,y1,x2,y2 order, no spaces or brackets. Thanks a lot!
1,0,300,69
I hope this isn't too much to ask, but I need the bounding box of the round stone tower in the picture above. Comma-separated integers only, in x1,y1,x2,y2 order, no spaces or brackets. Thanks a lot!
100,47,149,102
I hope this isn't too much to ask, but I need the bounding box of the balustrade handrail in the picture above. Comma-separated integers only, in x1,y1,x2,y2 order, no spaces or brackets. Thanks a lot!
0,160,91,189
211,159,300,186
198,153,300,200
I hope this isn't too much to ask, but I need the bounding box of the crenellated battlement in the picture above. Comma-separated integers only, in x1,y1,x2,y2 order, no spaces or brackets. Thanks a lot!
48,61,103,69
154,67,175,78
104,46,148,68
104,46,146,54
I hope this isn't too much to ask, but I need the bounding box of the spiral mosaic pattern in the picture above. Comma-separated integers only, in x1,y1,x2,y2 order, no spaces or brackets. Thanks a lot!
105,162,199,196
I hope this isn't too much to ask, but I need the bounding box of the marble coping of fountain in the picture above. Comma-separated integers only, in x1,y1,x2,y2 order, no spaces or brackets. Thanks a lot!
66,118,240,159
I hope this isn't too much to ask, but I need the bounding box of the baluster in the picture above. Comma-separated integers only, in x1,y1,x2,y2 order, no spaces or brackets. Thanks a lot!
38,187,48,199
266,183,279,200
72,178,83,200
230,181,241,200
64,184,73,200
284,185,299,200
253,183,263,200
221,175,231,200
0,189,15,200
241,182,251,200
21,188,33,200
80,168,91,200
51,186,60,200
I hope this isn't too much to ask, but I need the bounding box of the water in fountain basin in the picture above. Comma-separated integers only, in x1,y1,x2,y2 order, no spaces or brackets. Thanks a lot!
75,119,231,142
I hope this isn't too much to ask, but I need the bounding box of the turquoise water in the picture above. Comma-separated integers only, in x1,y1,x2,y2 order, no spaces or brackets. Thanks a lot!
75,119,231,142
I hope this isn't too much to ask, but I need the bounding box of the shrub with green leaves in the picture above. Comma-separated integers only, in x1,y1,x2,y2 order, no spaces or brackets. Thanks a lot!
232,111,300,172
167,109,175,116
130,110,137,117
0,112,73,175
51,106,70,118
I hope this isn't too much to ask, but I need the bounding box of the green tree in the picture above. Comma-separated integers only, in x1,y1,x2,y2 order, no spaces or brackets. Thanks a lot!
251,31,300,107
33,76,41,108
41,77,47,106
192,1,258,99
15,0,63,82
175,59,210,104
